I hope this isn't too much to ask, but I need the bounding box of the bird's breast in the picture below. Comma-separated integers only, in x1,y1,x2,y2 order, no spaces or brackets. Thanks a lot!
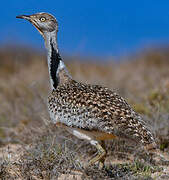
48,97,100,129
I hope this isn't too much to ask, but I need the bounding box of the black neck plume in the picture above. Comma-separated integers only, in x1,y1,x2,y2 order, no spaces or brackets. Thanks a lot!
50,40,62,89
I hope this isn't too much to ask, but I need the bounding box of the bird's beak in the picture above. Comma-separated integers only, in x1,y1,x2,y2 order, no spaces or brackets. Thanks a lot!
16,14,44,38
16,15,31,21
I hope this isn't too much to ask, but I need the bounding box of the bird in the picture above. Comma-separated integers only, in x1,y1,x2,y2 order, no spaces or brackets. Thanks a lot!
16,12,157,166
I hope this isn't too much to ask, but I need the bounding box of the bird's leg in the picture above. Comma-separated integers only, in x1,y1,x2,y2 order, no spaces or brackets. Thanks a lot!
98,140,106,168
89,140,106,167
61,126,108,167
91,140,106,169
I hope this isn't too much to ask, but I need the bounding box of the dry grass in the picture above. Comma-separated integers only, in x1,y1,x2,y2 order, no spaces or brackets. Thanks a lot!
0,46,169,179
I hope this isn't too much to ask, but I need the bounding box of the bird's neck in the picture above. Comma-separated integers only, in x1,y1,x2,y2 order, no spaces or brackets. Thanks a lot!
44,30,71,90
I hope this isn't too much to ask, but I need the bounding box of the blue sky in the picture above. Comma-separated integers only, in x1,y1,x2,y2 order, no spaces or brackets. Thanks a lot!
1,0,169,58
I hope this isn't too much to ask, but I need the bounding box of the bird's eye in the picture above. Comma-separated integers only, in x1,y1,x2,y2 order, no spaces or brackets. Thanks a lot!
40,17,46,22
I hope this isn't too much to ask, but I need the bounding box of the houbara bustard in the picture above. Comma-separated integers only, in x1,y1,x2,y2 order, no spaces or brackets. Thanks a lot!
16,12,157,166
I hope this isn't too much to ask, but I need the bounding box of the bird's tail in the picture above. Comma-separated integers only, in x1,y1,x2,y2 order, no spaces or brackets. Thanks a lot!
135,117,157,151
119,115,157,151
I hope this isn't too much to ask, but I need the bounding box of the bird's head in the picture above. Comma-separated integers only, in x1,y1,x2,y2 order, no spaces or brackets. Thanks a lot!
16,12,58,38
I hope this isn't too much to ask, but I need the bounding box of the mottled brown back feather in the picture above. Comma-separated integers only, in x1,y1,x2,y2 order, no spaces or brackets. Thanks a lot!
48,79,156,147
